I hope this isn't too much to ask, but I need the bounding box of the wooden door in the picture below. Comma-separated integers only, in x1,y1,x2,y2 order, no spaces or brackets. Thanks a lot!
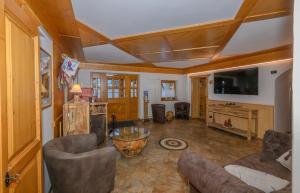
0,11,42,193
199,78,208,121
191,78,200,118
191,77,208,123
127,75,139,120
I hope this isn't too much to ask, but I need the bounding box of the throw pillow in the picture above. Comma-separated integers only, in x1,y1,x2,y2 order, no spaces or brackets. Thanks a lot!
225,164,290,193
276,150,292,171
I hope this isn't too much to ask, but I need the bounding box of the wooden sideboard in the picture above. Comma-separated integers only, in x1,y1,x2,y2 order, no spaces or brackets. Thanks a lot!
208,104,258,141
208,100,274,139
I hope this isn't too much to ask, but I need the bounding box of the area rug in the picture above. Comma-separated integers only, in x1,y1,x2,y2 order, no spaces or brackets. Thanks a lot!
159,137,188,150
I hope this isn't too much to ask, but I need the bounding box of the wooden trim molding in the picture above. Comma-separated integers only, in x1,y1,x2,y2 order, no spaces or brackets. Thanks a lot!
79,62,185,74
184,45,293,74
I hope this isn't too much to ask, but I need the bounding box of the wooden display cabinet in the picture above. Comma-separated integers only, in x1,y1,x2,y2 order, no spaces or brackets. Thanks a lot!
63,102,90,136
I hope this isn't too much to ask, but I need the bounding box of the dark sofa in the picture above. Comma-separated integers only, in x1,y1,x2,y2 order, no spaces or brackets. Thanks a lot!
178,130,292,193
43,134,117,193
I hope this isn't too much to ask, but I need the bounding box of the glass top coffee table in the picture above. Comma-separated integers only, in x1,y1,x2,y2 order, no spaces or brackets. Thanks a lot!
111,127,150,157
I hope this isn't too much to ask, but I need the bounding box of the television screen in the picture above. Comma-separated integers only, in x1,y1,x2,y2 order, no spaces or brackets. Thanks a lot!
214,67,258,95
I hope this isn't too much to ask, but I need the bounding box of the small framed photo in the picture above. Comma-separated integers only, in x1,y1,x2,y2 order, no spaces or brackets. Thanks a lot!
40,48,52,109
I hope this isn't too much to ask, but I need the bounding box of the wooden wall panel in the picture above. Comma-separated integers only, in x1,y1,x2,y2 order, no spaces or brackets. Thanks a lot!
208,100,274,139
24,0,73,137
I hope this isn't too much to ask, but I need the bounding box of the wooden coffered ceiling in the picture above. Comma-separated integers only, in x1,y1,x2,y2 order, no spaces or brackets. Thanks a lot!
26,0,293,73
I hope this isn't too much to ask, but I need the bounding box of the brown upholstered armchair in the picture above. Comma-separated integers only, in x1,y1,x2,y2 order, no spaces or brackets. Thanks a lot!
43,134,117,193
174,102,190,120
151,104,166,123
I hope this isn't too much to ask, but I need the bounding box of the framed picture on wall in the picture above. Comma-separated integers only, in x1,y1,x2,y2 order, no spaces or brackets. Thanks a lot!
40,48,52,109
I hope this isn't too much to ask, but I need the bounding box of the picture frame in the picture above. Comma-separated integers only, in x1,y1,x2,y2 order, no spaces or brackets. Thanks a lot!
161,80,177,101
40,48,52,109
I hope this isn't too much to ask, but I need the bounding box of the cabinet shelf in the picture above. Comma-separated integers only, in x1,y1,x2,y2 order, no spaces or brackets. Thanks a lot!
208,122,256,138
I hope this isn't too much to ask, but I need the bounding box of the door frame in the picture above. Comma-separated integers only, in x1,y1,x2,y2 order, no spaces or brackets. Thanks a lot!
191,75,209,124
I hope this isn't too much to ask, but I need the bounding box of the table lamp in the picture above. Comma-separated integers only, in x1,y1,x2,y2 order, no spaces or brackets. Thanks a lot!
70,83,82,102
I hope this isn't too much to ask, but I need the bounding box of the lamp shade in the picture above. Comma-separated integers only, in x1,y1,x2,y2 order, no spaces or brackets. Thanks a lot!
70,84,82,93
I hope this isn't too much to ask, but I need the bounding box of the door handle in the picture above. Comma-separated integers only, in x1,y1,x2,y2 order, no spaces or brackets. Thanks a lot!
5,172,20,187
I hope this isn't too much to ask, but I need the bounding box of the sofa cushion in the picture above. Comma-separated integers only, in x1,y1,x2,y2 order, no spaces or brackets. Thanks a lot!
178,150,264,193
232,153,291,181
225,165,289,193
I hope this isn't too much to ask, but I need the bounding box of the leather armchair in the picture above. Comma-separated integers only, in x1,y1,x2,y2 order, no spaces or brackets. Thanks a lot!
174,102,190,120
43,134,117,193
151,104,166,123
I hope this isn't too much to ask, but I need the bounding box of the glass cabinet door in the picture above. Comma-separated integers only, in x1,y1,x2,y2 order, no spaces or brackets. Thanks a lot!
92,77,101,99
107,77,125,99
108,79,113,99
130,79,138,97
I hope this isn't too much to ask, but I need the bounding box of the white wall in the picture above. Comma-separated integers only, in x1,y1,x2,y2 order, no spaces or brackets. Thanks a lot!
39,27,53,193
187,60,292,106
77,69,188,119
293,1,300,192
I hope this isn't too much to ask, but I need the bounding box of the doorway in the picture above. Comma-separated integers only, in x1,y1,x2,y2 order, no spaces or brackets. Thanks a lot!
191,76,208,123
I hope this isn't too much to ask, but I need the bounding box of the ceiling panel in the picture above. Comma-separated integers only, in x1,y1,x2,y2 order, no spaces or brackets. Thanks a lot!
220,16,293,56
115,36,171,55
139,47,216,63
166,23,232,50
154,58,210,69
83,44,143,64
71,0,243,38
247,0,293,19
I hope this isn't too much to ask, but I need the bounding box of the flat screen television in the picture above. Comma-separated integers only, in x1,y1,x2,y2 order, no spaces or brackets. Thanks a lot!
214,67,258,95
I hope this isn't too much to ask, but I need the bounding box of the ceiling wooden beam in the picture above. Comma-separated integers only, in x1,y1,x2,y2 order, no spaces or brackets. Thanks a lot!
244,10,292,22
25,0,86,60
79,62,185,74
60,35,85,60
76,20,110,47
245,0,293,22
184,45,292,74
211,0,259,61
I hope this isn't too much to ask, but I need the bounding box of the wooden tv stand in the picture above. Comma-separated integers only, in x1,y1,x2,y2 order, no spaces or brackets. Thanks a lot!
208,104,258,141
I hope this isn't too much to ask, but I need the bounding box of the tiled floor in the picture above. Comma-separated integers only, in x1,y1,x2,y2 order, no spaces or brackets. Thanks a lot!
111,119,262,193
